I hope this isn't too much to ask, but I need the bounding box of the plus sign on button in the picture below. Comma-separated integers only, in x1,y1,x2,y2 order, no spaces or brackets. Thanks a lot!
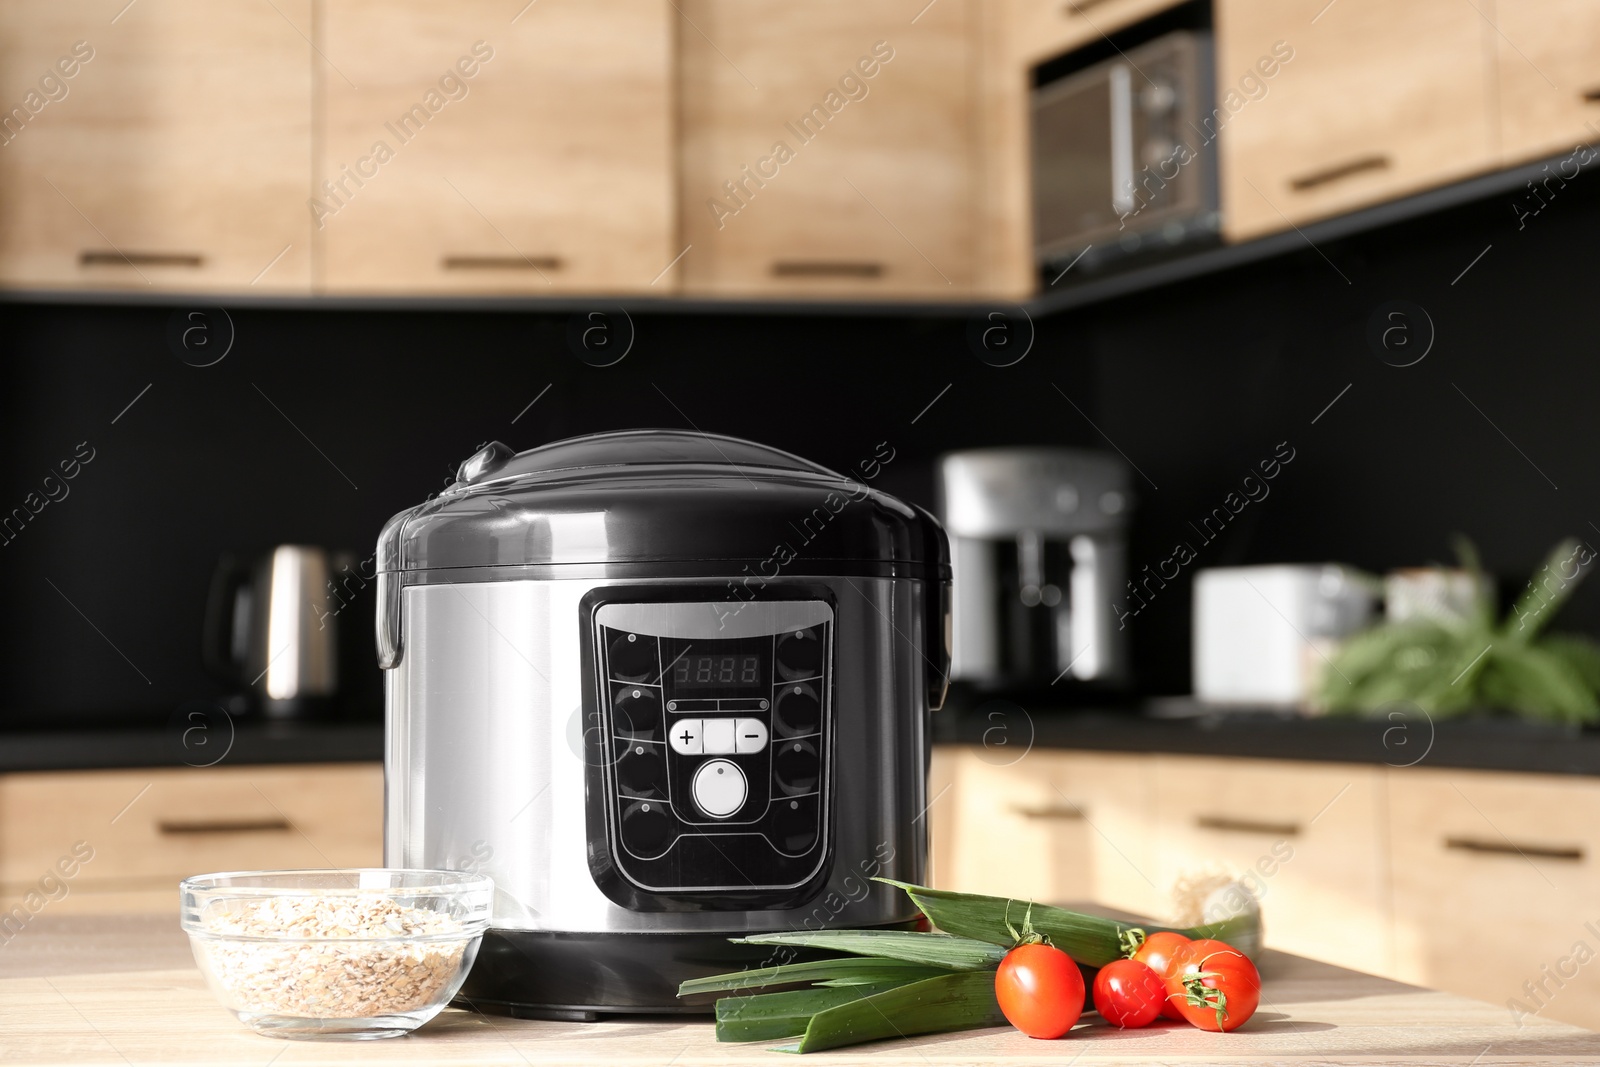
668,718,703,755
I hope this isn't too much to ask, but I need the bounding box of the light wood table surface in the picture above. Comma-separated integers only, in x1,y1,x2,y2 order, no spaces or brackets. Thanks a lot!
2,914,1596,1065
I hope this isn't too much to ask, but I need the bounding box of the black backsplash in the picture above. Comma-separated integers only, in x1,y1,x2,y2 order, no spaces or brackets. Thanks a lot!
3,170,1597,724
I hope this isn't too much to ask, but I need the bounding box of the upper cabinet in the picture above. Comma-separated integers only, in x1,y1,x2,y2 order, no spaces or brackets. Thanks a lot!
1214,0,1498,241
318,0,675,295
1493,0,1600,167
0,0,313,292
676,0,979,299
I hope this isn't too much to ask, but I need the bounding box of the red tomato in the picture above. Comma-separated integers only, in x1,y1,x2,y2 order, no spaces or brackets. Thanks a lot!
995,943,1085,1039
1091,958,1167,1028
1131,931,1191,1020
1166,939,1261,1032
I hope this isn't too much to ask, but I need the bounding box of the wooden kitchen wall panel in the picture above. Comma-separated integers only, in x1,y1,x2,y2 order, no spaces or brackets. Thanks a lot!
1150,756,1391,976
1010,0,1188,67
676,0,976,299
0,764,383,911
1215,0,1497,241
1494,0,1600,167
931,746,1165,918
0,0,313,292
319,0,675,295
1388,768,1600,1031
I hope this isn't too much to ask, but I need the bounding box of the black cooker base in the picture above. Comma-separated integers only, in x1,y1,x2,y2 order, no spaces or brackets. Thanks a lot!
456,924,913,1020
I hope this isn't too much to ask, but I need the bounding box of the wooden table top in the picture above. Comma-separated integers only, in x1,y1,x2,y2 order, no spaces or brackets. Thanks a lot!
2,914,1597,1065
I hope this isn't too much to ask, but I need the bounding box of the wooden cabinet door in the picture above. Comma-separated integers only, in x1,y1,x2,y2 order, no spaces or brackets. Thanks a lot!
1494,0,1600,167
1388,768,1600,1031
320,0,675,295
0,0,313,292
677,0,976,299
931,746,1163,917
1010,0,1188,66
1151,756,1391,975
1215,0,1497,241
0,764,383,913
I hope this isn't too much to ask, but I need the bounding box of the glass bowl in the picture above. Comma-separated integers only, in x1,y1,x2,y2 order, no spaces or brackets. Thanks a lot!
180,869,493,1040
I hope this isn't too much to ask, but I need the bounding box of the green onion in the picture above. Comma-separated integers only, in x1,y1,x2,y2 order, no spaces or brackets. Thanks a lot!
769,970,1006,1054
731,929,1007,970
712,981,916,1042
679,956,950,997
880,879,1262,964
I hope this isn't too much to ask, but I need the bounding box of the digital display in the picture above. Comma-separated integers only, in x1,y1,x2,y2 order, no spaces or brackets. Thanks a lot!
676,654,761,687
661,638,769,697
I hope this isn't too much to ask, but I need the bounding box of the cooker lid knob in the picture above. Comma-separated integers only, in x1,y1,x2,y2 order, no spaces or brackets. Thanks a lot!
455,441,516,486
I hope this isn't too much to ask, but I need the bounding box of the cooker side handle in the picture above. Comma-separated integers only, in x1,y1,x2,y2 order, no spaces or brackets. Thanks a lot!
926,577,952,711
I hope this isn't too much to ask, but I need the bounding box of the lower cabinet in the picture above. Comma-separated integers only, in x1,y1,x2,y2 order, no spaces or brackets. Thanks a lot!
930,745,1600,1031
1387,768,1600,1030
0,764,382,914
1150,756,1390,977
931,748,1164,920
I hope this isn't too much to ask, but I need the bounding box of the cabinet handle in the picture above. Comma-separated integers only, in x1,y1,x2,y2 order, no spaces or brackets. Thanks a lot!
157,817,292,835
1010,803,1086,820
442,255,562,271
1444,836,1583,862
770,260,884,279
1062,0,1117,15
1195,815,1301,837
80,250,204,268
1288,155,1391,192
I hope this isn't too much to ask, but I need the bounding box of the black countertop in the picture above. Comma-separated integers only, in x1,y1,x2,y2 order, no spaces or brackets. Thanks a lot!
3,704,1596,776
931,701,1600,776
0,720,384,773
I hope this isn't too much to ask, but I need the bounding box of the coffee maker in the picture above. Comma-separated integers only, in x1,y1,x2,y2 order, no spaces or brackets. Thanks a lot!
937,449,1132,696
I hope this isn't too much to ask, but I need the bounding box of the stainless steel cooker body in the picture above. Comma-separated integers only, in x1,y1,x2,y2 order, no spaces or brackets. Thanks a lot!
384,572,934,935
375,432,950,1017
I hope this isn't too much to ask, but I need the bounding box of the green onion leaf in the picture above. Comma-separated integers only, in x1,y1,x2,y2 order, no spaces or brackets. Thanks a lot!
730,930,1006,970
770,970,1007,1054
712,981,915,1042
679,956,950,997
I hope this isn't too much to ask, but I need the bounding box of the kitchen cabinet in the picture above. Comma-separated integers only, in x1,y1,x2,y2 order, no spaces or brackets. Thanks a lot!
1493,0,1600,167
1214,0,1498,241
0,0,313,292
318,0,675,295
1388,768,1600,1030
1150,756,1391,976
930,747,1165,918
0,764,382,913
1010,0,1188,67
676,0,978,299
932,743,1600,1030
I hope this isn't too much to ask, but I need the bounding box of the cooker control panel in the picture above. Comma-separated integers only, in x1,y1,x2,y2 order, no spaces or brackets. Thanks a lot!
588,599,833,903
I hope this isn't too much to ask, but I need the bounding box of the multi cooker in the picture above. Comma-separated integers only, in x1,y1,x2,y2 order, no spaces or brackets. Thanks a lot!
375,430,951,1018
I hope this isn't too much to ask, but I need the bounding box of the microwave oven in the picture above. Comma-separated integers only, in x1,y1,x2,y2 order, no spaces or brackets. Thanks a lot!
1031,30,1219,271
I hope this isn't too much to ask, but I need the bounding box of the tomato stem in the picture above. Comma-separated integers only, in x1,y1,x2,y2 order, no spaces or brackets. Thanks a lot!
1181,971,1229,1031
1118,926,1146,958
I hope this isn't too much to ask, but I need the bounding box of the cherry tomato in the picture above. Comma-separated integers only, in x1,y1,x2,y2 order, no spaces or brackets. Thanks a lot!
1092,958,1167,1028
1131,930,1191,1020
995,943,1085,1039
1166,938,1261,1032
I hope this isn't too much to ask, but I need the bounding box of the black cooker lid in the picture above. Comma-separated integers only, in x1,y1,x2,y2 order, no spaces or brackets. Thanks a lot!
376,430,949,574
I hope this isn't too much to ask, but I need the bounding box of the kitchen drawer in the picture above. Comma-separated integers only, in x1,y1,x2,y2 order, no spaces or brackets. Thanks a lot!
1494,0,1600,168
931,745,1163,917
0,0,313,292
320,0,675,294
1151,756,1390,975
0,764,382,912
1011,0,1187,67
1388,768,1600,1031
1215,0,1497,241
677,0,976,299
